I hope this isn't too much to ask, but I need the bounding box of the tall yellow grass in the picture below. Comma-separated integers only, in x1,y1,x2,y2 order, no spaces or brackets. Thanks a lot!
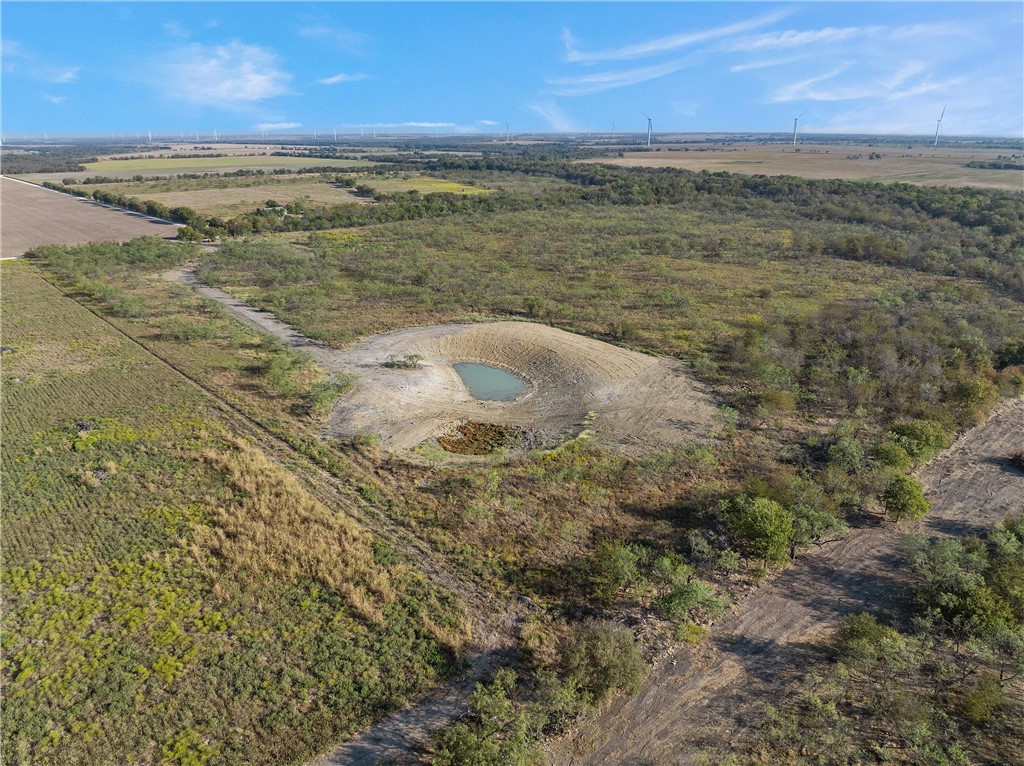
197,438,396,622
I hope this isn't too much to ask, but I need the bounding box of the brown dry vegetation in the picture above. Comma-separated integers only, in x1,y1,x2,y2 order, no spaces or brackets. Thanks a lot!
586,144,1024,190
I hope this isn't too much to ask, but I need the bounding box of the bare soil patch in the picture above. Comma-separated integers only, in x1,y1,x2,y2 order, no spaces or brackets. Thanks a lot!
168,267,718,455
1,177,179,257
549,396,1024,765
325,321,717,454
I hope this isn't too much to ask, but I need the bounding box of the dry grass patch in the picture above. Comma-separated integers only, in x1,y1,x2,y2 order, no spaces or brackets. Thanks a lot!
198,437,396,621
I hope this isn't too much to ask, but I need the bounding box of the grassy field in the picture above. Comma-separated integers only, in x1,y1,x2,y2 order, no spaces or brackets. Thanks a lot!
357,175,492,195
1,257,466,766
71,177,366,218
197,205,951,350
587,144,1024,190
84,155,369,172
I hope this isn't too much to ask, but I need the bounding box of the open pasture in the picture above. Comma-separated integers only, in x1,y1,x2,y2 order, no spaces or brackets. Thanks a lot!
358,175,492,195
586,144,1024,190
0,177,179,258
1,257,465,766
73,176,367,218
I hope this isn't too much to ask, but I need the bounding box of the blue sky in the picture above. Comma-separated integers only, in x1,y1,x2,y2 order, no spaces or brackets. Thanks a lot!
2,2,1022,138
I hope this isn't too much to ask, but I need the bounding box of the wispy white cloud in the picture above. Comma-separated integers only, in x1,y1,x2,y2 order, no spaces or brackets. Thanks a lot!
547,58,695,96
155,41,291,106
527,100,574,132
163,21,189,39
880,62,926,90
730,55,810,73
317,72,370,85
770,65,876,103
730,26,881,52
256,121,301,131
563,10,788,63
478,119,499,125
887,76,966,101
298,24,366,54
47,65,79,84
42,94,67,105
2,40,80,83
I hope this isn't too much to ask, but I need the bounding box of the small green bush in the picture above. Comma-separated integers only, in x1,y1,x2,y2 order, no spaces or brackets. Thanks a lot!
880,476,930,521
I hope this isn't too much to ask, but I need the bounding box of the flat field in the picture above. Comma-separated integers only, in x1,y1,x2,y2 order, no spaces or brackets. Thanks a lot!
358,175,492,195
0,257,465,766
585,144,1024,190
13,155,371,185
0,177,179,257
74,177,366,218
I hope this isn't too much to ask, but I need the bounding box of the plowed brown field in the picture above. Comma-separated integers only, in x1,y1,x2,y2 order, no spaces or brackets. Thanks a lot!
1,177,179,257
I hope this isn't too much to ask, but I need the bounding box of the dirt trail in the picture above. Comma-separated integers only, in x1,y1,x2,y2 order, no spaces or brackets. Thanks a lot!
550,397,1024,765
167,267,718,454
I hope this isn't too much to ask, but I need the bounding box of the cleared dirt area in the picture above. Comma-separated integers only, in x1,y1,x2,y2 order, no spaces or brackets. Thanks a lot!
549,396,1024,765
168,267,718,454
326,322,717,453
1,177,180,257
585,144,1024,190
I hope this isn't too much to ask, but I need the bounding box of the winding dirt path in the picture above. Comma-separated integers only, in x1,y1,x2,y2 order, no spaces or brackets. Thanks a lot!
549,397,1024,765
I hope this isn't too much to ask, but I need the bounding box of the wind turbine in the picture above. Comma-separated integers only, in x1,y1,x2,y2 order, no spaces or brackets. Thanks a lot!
933,104,946,146
642,113,652,148
505,123,510,143
611,119,616,141
791,113,805,146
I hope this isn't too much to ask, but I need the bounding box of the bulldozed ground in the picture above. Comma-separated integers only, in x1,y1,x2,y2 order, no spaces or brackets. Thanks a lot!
0,176,179,257
549,395,1024,766
167,267,718,454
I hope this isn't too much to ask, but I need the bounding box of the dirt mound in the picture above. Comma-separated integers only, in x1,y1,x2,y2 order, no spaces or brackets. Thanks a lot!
328,322,717,454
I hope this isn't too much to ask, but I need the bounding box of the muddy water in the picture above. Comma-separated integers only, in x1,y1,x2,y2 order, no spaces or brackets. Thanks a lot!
453,363,526,401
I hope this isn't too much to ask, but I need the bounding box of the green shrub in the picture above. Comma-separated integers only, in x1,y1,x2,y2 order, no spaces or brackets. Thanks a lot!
722,495,795,565
961,676,1004,724
880,476,930,521
589,540,646,605
563,620,646,706
887,420,950,465
875,441,913,470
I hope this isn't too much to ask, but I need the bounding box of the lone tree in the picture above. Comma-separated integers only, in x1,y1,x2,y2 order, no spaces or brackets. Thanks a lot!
880,475,930,521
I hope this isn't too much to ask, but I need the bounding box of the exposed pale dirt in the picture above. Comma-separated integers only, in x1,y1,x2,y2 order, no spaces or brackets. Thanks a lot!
168,267,719,455
0,176,180,257
549,396,1024,766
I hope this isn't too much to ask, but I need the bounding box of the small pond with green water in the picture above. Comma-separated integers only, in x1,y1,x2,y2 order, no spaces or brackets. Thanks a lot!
454,363,526,401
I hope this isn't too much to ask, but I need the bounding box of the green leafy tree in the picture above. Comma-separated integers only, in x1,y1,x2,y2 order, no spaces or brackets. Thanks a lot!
723,495,795,565
879,476,930,521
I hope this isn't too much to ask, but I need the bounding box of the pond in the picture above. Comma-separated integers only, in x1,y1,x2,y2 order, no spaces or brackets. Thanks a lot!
454,363,526,401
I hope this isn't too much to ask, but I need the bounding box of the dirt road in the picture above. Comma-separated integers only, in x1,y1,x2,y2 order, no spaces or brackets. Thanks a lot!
549,396,1024,765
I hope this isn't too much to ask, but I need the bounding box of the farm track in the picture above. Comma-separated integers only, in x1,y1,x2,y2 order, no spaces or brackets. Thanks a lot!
549,395,1024,765
29,268,524,765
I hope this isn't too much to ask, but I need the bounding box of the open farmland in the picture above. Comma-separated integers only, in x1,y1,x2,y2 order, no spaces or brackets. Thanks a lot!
71,176,367,218
12,155,372,185
357,175,492,195
0,177,179,258
585,144,1024,190
0,257,468,766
